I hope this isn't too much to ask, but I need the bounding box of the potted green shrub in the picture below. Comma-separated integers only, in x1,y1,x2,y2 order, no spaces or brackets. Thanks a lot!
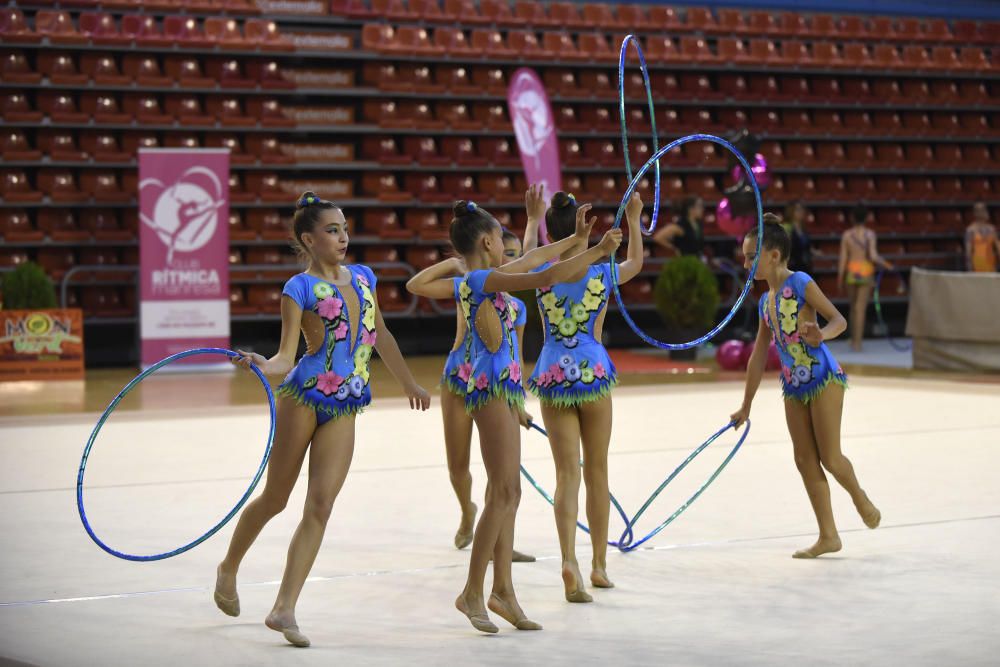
653,256,719,360
1,262,57,310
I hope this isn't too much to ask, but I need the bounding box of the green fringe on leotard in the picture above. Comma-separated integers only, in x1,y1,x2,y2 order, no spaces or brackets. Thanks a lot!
465,385,526,414
528,378,618,409
276,384,368,420
782,373,849,405
440,375,467,398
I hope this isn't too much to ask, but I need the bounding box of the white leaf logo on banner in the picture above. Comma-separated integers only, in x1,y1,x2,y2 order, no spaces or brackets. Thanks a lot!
139,167,226,264
510,73,554,170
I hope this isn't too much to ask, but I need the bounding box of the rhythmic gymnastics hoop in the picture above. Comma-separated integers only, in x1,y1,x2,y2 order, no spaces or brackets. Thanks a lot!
874,270,912,352
76,348,276,562
615,420,750,552
619,34,662,236
613,35,765,351
522,420,749,552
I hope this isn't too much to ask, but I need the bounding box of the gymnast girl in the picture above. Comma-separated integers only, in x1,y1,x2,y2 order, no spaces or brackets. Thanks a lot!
428,222,535,562
731,215,880,559
519,190,644,602
837,205,893,352
406,198,622,633
215,192,431,647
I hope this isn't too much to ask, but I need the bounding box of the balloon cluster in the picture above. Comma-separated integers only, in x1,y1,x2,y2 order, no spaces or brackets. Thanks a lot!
716,130,772,238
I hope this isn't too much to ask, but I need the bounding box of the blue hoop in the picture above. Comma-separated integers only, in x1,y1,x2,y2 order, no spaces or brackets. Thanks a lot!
614,34,764,351
76,348,277,562
609,134,764,351
522,420,748,551
619,34,662,236
614,420,750,552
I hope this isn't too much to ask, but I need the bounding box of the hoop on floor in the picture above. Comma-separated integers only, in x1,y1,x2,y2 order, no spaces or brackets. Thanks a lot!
614,420,750,552
76,348,276,562
522,421,748,551
874,271,912,352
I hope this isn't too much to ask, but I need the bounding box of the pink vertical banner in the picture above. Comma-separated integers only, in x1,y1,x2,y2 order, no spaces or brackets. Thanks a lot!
507,68,562,243
138,148,230,368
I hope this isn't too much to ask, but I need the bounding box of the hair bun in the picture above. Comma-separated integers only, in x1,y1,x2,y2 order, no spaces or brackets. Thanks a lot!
551,191,575,209
452,200,477,218
296,191,319,210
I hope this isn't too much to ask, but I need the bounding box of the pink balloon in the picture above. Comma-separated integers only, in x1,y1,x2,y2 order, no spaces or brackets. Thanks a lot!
716,340,746,371
751,153,772,190
767,341,782,371
730,154,771,191
716,198,755,238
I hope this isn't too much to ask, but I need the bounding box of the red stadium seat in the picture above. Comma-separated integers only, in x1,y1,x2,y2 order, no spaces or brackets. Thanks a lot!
0,209,42,242
845,142,875,167
681,37,719,63
442,0,484,23
79,12,129,45
36,10,87,44
716,9,749,35
122,54,169,86
165,56,213,87
543,32,583,60
81,53,129,85
647,6,682,31
81,171,130,202
479,173,526,202
902,45,933,70
481,137,519,166
776,12,808,37
841,43,871,69
514,1,555,27
0,129,40,161
686,7,717,33
443,136,486,165
549,2,587,28
645,36,681,63
1,51,40,84
163,16,214,48
39,91,88,122
837,15,868,40
370,0,418,20
244,19,292,51
80,130,131,161
205,58,255,88
120,15,172,47
37,129,86,161
0,8,39,43
479,0,516,25
397,25,444,55
583,3,625,29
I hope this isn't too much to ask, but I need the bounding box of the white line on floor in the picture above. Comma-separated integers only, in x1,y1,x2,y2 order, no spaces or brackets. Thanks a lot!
2,513,996,609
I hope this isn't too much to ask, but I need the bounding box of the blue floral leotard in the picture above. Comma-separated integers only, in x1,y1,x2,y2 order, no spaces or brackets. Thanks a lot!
455,270,525,412
761,271,847,403
277,266,379,424
527,263,618,407
442,281,526,397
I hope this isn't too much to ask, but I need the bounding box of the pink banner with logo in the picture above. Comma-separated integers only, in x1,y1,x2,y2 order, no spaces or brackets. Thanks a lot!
139,148,230,367
507,68,562,243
